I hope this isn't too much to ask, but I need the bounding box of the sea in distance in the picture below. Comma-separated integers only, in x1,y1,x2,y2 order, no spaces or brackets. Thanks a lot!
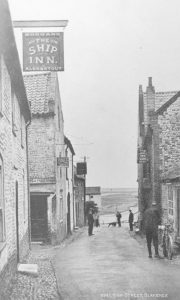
101,188,138,215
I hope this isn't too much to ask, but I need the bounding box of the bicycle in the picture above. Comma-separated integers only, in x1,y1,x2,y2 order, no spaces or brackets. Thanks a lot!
158,224,174,260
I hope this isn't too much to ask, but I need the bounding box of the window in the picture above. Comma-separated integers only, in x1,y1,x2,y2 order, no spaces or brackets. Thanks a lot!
168,185,173,216
11,87,18,136
0,157,4,241
21,115,25,148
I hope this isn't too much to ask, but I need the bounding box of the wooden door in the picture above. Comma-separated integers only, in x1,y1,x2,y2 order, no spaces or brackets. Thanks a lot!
30,195,48,241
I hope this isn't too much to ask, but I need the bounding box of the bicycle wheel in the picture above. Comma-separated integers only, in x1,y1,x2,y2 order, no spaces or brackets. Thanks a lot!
162,236,167,257
167,235,173,260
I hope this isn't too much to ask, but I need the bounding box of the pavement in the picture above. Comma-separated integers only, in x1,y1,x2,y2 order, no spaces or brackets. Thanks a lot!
5,229,84,300
5,224,180,300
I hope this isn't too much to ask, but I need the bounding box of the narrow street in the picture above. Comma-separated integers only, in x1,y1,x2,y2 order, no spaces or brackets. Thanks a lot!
54,225,180,300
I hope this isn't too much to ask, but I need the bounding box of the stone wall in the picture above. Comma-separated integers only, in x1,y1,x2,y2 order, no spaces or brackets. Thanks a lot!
0,55,30,293
158,96,180,175
28,116,56,184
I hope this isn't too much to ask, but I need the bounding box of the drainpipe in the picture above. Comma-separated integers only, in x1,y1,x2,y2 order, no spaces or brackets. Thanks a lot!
26,120,31,250
72,154,75,228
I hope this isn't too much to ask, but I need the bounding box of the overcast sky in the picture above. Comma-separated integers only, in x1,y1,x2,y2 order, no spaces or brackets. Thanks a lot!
8,0,180,188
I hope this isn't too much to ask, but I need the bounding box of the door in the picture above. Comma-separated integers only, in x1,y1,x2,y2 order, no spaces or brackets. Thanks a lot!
67,192,71,234
15,181,19,262
30,195,48,241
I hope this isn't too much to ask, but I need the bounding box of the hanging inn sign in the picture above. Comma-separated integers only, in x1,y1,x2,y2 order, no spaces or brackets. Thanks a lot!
23,32,64,71
57,157,69,168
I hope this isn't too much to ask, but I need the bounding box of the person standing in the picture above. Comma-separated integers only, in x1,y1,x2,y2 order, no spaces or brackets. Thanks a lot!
144,202,161,258
129,209,134,231
88,209,94,236
116,211,122,227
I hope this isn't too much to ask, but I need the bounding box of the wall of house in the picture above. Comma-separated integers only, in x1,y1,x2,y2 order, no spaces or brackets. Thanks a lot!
158,96,180,175
28,117,55,184
66,150,74,232
54,81,67,244
0,55,29,294
87,194,101,211
158,96,180,229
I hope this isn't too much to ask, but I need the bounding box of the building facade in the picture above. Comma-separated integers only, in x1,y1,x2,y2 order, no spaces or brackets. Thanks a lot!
86,186,101,211
156,92,180,242
24,72,67,244
137,77,180,239
0,0,31,294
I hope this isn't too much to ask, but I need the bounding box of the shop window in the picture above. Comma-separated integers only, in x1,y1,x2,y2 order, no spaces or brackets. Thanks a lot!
0,157,4,241
168,185,173,216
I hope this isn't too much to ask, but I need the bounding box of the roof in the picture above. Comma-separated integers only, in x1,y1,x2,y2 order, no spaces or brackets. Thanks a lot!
0,0,31,123
155,91,178,111
86,187,101,195
156,91,180,115
143,91,178,112
24,72,57,116
64,136,75,155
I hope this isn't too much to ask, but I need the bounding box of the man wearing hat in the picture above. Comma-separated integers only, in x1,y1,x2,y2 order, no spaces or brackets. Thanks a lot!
87,208,94,236
144,202,161,258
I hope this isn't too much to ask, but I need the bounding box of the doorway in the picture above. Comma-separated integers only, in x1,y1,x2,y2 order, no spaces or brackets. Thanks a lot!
30,195,48,241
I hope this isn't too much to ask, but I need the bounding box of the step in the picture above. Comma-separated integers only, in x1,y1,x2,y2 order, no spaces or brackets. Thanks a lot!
17,264,38,277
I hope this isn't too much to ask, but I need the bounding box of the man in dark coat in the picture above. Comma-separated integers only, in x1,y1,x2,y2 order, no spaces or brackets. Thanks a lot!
129,210,134,231
144,202,161,258
88,209,94,236
116,211,122,227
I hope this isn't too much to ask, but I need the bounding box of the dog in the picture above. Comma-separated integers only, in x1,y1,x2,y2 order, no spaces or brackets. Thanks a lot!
108,222,117,227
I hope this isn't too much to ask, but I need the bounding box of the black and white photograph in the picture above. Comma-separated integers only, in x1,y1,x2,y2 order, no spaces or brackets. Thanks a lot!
0,0,180,299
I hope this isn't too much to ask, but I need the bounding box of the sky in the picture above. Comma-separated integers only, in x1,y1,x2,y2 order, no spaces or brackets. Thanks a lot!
8,0,180,188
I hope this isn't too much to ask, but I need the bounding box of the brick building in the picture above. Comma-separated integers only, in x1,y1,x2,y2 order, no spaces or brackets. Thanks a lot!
137,77,180,237
0,0,31,294
24,72,67,244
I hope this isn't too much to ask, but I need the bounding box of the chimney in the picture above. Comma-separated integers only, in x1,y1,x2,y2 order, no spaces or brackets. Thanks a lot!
148,77,152,87
139,84,144,137
146,77,155,116
139,84,143,93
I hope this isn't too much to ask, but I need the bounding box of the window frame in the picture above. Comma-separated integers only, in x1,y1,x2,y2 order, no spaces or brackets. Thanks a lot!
168,185,173,216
